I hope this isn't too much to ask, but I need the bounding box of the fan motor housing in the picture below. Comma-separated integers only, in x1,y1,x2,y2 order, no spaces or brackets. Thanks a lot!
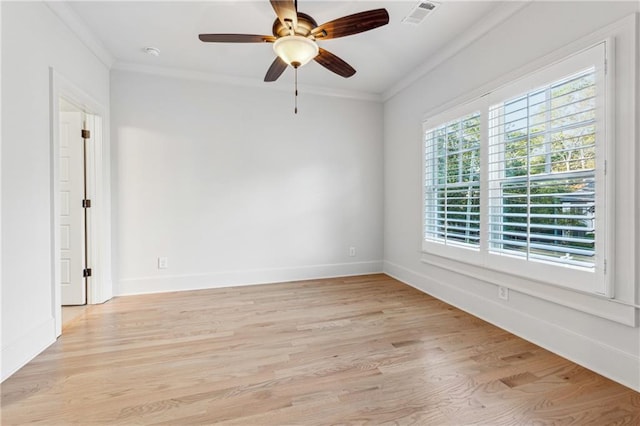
272,12,318,38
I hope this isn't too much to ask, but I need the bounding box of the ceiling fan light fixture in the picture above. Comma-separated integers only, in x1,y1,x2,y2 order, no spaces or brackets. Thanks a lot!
273,35,319,68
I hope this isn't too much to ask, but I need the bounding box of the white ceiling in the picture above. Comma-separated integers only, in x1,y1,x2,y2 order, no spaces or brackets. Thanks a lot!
65,1,518,99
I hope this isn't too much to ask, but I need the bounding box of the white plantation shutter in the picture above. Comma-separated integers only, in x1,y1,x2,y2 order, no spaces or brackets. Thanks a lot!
424,112,481,247
422,41,609,294
488,68,598,269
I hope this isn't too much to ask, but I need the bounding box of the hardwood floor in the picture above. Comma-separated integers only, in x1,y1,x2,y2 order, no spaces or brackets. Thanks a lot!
2,274,638,425
61,305,90,330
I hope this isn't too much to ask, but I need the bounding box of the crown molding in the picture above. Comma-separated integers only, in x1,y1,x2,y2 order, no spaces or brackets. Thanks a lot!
112,62,383,103
42,0,530,104
45,1,115,68
381,1,532,102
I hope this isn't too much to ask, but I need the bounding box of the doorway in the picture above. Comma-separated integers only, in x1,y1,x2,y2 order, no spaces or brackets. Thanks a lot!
51,68,113,337
58,98,91,306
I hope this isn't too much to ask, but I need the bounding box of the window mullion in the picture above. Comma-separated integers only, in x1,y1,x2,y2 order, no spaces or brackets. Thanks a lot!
544,88,552,174
526,95,532,261
444,125,448,244
479,101,490,255
458,123,463,183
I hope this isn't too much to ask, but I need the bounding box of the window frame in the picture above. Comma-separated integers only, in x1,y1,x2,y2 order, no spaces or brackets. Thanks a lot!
422,98,486,261
423,108,482,250
421,41,613,296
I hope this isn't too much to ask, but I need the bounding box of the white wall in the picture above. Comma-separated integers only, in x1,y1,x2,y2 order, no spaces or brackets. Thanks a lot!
1,2,110,380
384,2,640,391
111,70,383,295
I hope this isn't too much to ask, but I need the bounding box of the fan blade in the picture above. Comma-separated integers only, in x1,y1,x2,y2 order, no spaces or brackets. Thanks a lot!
312,9,389,40
199,34,276,43
270,0,297,31
314,48,356,78
264,56,288,82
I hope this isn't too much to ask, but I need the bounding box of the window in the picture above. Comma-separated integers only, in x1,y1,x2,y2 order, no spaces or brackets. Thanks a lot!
488,68,597,269
424,112,481,247
422,42,609,294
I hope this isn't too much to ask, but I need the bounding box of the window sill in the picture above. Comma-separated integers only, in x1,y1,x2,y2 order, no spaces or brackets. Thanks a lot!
420,251,637,327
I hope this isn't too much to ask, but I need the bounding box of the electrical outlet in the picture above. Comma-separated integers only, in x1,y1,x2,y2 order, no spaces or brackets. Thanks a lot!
158,257,168,269
349,247,356,257
498,286,509,300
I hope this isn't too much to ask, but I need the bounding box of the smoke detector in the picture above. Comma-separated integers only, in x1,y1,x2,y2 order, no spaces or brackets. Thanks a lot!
402,1,440,25
143,47,161,57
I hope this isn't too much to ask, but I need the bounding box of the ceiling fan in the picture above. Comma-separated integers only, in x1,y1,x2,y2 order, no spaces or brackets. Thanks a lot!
198,0,389,112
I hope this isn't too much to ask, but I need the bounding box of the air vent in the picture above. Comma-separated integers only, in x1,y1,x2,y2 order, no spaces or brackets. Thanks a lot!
402,1,439,25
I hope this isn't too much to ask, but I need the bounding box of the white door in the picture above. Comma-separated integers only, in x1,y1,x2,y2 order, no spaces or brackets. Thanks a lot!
60,110,86,305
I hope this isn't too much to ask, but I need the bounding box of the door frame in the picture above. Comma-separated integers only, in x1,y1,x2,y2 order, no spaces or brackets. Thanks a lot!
50,68,112,337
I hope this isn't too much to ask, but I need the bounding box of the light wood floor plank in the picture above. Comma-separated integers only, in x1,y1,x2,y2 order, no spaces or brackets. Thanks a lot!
1,274,638,425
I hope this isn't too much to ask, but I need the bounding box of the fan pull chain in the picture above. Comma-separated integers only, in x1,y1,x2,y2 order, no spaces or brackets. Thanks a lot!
294,66,298,114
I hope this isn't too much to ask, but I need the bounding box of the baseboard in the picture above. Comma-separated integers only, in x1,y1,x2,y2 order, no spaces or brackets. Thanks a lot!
116,260,384,296
1,318,56,382
383,260,640,392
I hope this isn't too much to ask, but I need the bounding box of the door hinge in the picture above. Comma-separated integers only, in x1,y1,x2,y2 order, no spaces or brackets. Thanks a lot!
81,129,91,139
82,199,91,208
83,268,92,278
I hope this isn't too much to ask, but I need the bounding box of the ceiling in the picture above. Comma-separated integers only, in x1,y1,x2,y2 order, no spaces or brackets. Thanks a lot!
65,1,515,99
